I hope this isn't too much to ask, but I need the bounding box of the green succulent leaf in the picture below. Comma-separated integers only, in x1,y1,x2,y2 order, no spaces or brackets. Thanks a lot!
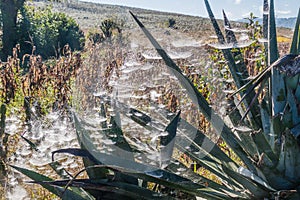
159,111,181,168
30,178,172,200
10,165,91,200
129,10,256,172
204,0,262,129
268,0,279,63
290,8,300,54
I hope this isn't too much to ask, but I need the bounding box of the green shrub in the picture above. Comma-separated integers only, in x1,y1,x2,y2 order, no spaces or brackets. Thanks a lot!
17,5,85,59
86,28,105,45
100,18,122,39
166,18,176,28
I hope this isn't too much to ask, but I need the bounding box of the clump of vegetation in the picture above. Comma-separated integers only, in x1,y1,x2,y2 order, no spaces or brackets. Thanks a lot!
0,44,82,193
86,29,105,45
100,18,122,40
17,5,85,59
166,18,177,28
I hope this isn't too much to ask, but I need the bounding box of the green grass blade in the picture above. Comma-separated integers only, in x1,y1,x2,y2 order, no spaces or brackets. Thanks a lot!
129,10,256,172
290,8,300,54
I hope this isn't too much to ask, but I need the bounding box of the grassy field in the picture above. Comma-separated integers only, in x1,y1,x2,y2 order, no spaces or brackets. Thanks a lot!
31,0,293,49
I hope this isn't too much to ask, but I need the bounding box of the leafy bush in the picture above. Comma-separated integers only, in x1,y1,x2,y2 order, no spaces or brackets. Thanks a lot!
166,18,176,28
17,5,85,59
100,18,123,40
86,28,105,45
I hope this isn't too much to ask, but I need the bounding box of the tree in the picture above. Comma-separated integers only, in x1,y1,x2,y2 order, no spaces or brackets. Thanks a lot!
0,0,25,60
18,5,85,59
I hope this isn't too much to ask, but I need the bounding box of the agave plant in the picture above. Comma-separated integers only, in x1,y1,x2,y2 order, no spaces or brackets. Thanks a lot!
11,0,300,199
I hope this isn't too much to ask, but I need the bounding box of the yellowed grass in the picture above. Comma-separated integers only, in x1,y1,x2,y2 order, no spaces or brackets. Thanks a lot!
277,36,291,43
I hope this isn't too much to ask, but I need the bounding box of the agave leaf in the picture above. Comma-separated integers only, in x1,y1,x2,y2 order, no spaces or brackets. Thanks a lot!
250,132,278,167
74,115,138,185
20,135,39,151
204,0,262,129
237,167,276,192
268,0,279,64
268,0,286,149
222,166,269,197
114,100,265,193
166,161,245,198
263,0,269,61
49,159,73,179
115,101,238,170
239,79,266,122
223,10,238,44
129,10,256,172
290,8,300,54
48,160,94,199
10,165,91,200
203,0,225,44
232,54,298,128
160,111,181,168
74,113,193,178
261,161,297,190
108,114,136,153
260,98,271,135
74,115,111,180
112,166,231,200
275,132,300,186
286,88,300,126
52,148,98,163
99,102,108,128
30,179,172,200
73,114,241,199
262,0,269,39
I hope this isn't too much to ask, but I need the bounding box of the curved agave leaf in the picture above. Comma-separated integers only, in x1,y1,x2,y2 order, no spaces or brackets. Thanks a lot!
223,10,238,44
114,101,238,173
73,114,251,199
166,161,245,198
114,100,276,197
160,111,181,168
290,8,300,54
10,165,92,200
238,167,275,192
232,54,299,121
128,10,256,173
30,178,173,200
204,0,262,129
268,0,279,64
